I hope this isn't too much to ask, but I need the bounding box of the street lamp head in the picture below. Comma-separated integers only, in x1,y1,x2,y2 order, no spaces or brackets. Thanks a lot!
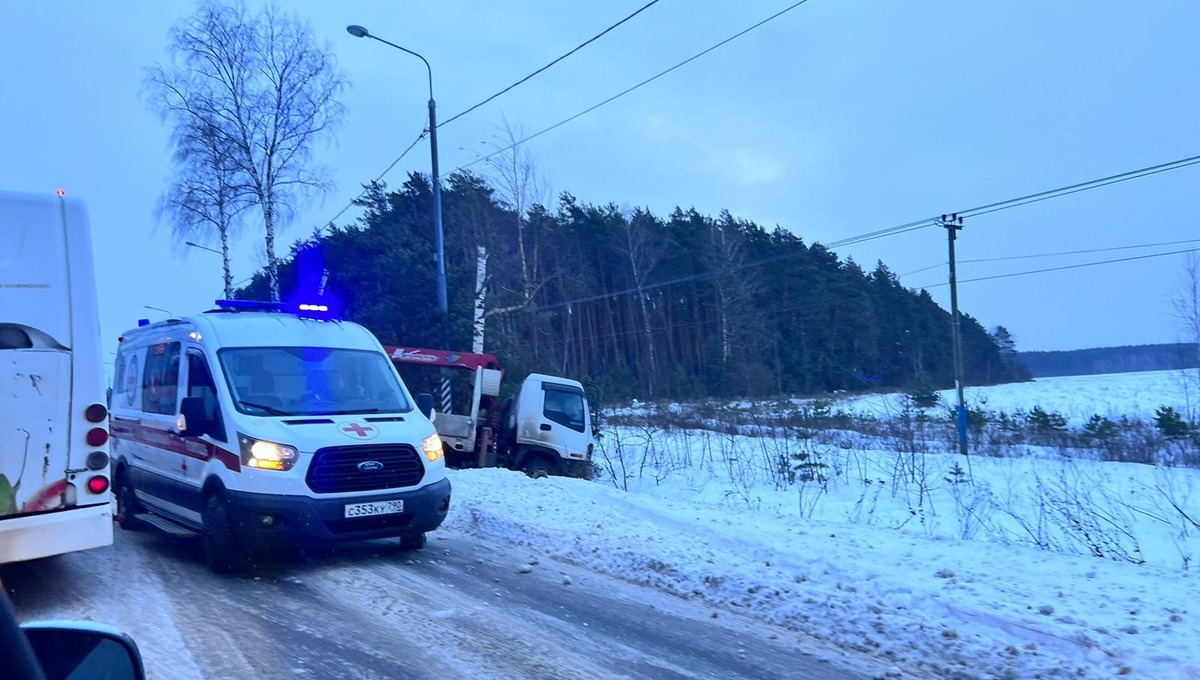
346,25,369,38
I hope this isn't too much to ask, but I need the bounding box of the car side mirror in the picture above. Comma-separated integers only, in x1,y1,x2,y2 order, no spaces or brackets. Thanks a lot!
417,393,434,419
178,396,210,438
22,622,146,680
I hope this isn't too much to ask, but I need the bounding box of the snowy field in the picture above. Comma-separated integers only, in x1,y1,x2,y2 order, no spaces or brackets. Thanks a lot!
458,370,1200,678
612,368,1200,427
837,368,1200,426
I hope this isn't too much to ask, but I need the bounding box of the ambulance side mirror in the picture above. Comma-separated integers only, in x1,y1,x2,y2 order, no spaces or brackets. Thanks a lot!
417,393,434,420
178,397,211,438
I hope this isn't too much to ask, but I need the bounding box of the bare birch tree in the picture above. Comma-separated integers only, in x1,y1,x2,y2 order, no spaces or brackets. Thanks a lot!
1172,253,1200,422
619,206,666,397
147,1,346,300
481,119,549,307
155,117,250,299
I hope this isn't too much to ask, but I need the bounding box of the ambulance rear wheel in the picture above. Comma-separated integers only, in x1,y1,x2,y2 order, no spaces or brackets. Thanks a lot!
203,495,250,574
399,532,426,551
115,470,143,531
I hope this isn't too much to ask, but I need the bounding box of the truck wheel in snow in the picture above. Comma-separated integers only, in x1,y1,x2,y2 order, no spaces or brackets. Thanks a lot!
399,532,427,551
203,495,250,574
523,458,553,479
116,471,144,531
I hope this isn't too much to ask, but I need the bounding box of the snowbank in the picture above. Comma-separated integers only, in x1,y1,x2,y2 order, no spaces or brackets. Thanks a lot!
446,468,1200,679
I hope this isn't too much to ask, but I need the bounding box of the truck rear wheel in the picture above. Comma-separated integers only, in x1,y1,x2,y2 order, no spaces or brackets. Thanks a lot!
523,457,554,479
203,495,250,574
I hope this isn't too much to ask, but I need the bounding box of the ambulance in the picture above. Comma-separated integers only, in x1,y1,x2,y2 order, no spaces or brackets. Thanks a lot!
109,299,451,573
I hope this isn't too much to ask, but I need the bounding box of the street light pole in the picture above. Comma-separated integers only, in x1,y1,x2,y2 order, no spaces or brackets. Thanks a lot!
348,25,452,414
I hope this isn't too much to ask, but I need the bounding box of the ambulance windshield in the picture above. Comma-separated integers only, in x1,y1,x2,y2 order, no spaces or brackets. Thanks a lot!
217,346,412,416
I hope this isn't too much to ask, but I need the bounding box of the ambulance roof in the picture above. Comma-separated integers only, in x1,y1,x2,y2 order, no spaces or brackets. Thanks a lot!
120,307,381,353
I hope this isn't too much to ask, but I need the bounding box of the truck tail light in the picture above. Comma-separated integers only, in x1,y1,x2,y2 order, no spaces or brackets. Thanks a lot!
85,403,108,423
86,428,108,447
86,476,110,495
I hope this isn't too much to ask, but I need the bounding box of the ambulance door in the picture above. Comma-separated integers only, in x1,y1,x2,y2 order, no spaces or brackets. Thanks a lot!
135,341,184,517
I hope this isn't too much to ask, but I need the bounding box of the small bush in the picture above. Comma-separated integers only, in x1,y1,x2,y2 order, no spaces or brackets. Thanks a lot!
1154,406,1190,439
906,375,940,409
1083,415,1117,442
1026,406,1068,433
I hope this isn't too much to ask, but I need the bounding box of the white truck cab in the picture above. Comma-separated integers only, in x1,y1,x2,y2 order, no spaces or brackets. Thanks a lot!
110,300,450,573
497,374,595,478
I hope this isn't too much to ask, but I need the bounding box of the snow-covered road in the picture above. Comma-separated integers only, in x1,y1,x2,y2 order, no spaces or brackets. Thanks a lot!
2,518,875,680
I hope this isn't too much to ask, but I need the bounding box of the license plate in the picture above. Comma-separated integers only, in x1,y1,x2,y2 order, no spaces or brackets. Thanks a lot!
343,500,404,518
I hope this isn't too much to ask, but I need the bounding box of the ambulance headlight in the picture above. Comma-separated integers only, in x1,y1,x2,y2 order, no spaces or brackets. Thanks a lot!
238,434,298,471
421,433,444,463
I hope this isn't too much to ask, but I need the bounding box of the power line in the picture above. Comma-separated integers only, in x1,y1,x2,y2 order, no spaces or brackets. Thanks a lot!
900,236,1200,278
439,0,665,129
563,246,1200,348
825,154,1200,253
916,247,1200,289
955,154,1200,219
532,153,1200,312
318,130,428,233
452,0,814,174
319,2,666,233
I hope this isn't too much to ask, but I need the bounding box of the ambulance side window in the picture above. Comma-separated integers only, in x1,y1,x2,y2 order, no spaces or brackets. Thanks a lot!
187,352,226,442
142,342,182,415
113,351,142,409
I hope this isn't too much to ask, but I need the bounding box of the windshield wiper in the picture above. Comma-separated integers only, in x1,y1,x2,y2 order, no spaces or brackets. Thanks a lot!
315,408,382,415
239,401,293,416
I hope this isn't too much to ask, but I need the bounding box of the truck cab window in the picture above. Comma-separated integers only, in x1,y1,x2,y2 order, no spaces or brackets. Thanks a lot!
543,387,586,433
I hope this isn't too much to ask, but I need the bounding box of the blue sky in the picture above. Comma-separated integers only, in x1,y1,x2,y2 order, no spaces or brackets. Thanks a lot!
3,1,1199,379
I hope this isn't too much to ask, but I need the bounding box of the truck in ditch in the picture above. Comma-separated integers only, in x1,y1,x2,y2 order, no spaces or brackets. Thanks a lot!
385,347,595,478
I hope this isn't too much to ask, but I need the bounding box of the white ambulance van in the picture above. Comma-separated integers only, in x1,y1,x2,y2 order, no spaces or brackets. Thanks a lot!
1,190,113,564
110,300,451,573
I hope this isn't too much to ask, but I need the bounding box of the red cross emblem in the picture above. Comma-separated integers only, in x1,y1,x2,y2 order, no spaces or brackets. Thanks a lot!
340,422,378,440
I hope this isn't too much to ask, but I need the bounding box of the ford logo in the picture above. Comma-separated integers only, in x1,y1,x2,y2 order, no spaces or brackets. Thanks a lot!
357,460,385,472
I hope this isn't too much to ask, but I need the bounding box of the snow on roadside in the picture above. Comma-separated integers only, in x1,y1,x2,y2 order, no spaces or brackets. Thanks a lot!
446,468,1200,680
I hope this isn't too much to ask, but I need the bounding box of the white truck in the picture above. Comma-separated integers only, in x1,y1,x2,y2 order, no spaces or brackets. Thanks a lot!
1,190,113,564
385,347,595,478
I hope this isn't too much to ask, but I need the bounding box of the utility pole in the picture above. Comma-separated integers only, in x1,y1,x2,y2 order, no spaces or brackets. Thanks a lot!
940,213,970,466
428,97,452,416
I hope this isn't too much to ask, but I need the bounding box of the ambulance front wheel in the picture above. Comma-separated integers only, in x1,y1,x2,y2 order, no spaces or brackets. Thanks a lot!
203,494,251,574
399,531,426,551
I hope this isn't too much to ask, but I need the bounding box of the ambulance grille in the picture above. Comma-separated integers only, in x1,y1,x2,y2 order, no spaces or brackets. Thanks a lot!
306,444,425,493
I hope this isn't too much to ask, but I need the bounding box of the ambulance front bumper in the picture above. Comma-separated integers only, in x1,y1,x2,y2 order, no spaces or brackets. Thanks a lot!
223,477,451,543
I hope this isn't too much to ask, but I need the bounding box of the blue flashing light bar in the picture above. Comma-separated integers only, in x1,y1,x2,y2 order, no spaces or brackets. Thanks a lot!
214,299,285,312
214,299,338,320
138,319,150,327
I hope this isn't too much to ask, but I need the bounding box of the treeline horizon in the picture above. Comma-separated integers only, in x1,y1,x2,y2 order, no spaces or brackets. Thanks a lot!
238,171,1029,404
